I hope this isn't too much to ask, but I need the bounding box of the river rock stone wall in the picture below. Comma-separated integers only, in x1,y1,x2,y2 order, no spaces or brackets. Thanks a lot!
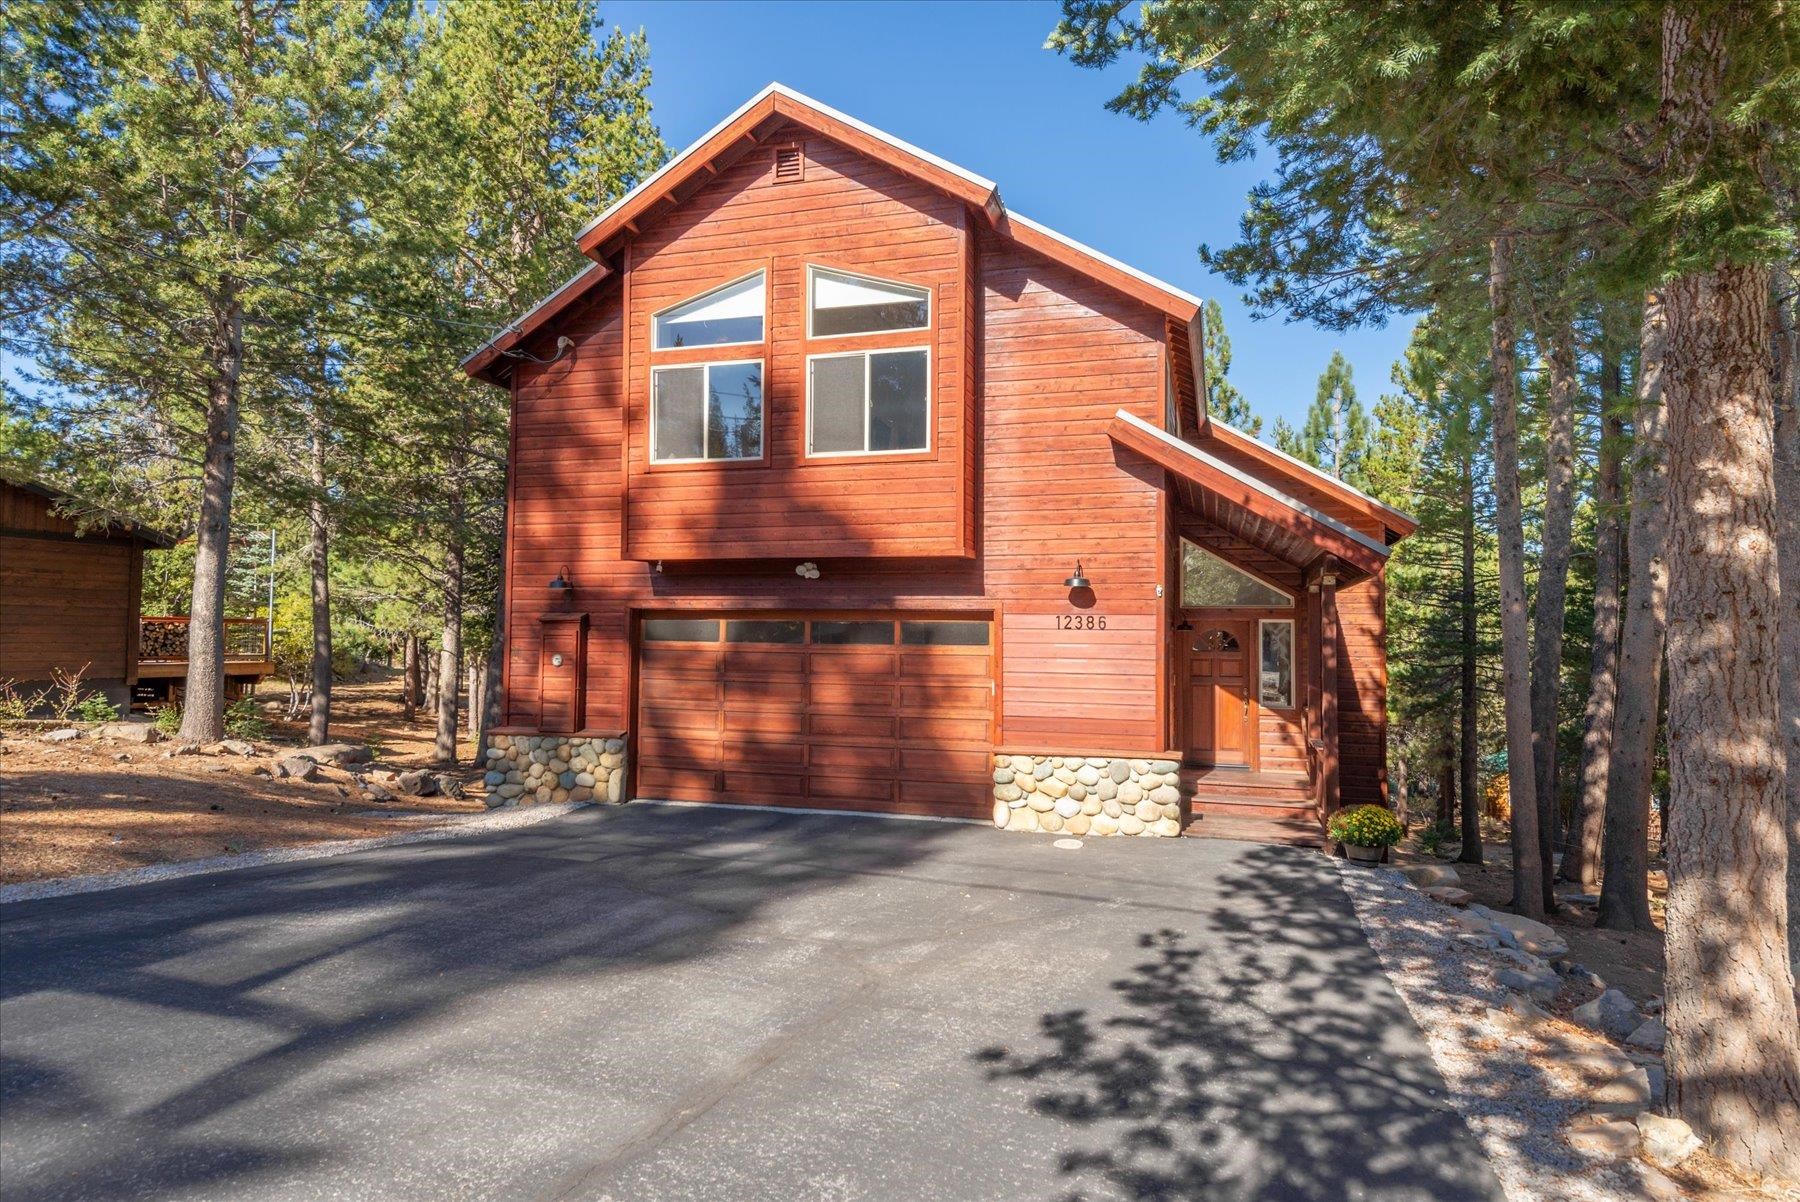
992,754,1184,836
484,733,626,806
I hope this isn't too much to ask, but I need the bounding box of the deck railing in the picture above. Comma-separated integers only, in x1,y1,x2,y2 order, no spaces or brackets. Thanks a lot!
140,616,270,663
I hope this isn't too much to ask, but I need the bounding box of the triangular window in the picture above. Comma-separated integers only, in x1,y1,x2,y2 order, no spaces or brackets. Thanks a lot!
653,272,765,349
1180,540,1292,607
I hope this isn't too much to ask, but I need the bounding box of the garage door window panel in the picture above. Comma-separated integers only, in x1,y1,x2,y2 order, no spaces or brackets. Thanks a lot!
643,618,721,643
810,620,895,645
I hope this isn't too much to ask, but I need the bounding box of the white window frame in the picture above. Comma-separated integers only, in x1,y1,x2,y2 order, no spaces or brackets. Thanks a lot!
1258,618,1296,710
651,270,767,351
805,264,932,341
1179,538,1295,607
650,358,766,464
805,345,933,458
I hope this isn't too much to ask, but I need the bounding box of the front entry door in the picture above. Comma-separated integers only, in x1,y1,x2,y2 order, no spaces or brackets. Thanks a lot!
1185,621,1252,766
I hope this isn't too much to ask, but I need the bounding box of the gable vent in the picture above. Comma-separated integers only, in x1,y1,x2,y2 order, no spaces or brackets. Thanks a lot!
773,143,804,183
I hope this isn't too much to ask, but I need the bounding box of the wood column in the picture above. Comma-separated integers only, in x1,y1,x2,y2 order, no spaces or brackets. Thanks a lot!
1315,558,1341,816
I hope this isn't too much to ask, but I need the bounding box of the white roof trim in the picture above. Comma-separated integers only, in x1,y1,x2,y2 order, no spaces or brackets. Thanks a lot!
1114,410,1390,559
1207,418,1417,531
1004,211,1203,310
576,82,995,244
459,262,607,371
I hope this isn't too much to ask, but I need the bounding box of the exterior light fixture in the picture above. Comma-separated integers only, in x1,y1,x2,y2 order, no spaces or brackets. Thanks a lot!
1175,617,1193,632
548,567,574,608
1064,561,1091,590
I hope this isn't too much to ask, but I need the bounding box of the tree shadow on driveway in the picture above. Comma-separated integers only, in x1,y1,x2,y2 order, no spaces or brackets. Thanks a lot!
974,845,1507,1202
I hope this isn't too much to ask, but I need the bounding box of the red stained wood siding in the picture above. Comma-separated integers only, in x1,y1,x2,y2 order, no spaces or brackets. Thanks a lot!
621,124,969,561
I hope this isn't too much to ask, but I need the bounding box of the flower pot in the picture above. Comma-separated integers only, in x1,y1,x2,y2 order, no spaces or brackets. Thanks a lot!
1344,843,1386,865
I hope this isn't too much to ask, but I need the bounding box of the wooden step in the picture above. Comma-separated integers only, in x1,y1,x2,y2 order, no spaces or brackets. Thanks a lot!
1193,796,1321,822
1185,813,1325,848
1182,767,1314,803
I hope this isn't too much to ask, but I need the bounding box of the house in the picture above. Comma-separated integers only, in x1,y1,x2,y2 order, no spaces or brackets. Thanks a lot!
463,84,1415,840
0,474,275,713
0,474,177,711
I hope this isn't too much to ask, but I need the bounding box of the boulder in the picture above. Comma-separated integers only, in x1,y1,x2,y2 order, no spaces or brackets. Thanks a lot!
43,728,82,742
1470,905,1569,958
1635,1113,1701,1169
1497,962,1561,1002
1402,863,1461,888
393,769,438,797
1573,989,1642,1040
1590,1066,1653,1115
274,755,320,782
302,742,373,766
1424,886,1474,906
219,738,257,757
1565,1115,1638,1160
99,722,161,744
362,781,395,802
1624,1018,1666,1054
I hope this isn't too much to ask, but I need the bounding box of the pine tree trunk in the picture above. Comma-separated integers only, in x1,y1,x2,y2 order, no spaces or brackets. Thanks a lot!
1770,266,1799,983
1437,748,1455,829
1562,359,1625,889
1662,256,1800,1179
307,397,331,747
1458,434,1483,865
435,445,466,765
402,632,418,722
1599,293,1669,932
177,295,243,744
1530,317,1580,907
475,498,507,763
1488,233,1543,918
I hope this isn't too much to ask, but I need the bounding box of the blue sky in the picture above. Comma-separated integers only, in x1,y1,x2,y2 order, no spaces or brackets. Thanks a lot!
604,0,1418,433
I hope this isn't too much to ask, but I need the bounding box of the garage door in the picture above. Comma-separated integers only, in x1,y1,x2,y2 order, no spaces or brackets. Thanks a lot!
635,614,994,819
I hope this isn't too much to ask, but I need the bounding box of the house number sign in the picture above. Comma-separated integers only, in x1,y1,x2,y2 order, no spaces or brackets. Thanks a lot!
1057,614,1107,630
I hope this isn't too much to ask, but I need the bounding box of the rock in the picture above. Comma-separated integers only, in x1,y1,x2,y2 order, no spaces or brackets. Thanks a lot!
1625,1018,1666,1053
1565,1114,1639,1160
1471,905,1569,958
994,783,1023,803
1591,1066,1653,1114
1456,932,1501,951
1117,781,1143,805
275,755,321,782
1005,806,1038,833
1065,814,1091,836
1008,755,1034,773
1080,797,1102,816
1497,963,1562,1002
1054,797,1081,819
1031,761,1053,781
219,738,256,757
484,770,506,787
251,765,272,778
1090,814,1119,836
993,801,1009,829
113,752,130,762
1402,863,1461,888
1634,1166,1684,1202
203,763,228,773
43,728,82,742
1037,776,1069,800
1152,817,1182,837
575,771,596,788
1635,1113,1701,1169
496,783,524,799
606,772,624,803
1016,773,1038,794
1120,815,1145,836
1573,989,1642,1040
1149,784,1182,807
302,742,372,766
1424,886,1473,906
1067,783,1087,803
1094,778,1117,801
992,768,1013,785
391,770,437,797
485,789,513,809
1135,799,1160,822
362,781,395,802
1149,759,1179,774
1040,811,1064,833
1075,765,1101,787
1108,760,1131,784
99,722,161,744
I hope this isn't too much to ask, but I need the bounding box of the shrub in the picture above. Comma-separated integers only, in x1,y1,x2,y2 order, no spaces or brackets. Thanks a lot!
1417,818,1457,857
1327,804,1404,849
71,693,119,723
0,680,33,725
154,704,182,734
224,696,268,741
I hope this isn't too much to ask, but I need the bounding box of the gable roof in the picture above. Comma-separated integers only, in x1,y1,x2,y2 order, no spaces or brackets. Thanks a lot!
1203,419,1419,541
464,83,1201,384
1,471,179,548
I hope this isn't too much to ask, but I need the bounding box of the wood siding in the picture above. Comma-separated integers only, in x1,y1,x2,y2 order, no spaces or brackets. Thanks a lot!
621,124,969,561
0,535,135,683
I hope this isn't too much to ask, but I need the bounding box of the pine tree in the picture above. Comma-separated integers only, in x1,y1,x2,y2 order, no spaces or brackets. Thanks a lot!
1201,299,1260,434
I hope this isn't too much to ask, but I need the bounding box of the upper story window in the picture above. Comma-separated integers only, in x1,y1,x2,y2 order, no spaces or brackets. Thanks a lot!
808,347,929,456
653,272,765,349
1181,540,1293,607
808,267,929,338
652,360,763,462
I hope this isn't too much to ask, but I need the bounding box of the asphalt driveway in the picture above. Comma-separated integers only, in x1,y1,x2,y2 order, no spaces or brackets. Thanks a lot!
1,803,1502,1202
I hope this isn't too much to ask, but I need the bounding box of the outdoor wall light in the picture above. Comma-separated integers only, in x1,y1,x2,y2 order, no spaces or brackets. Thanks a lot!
1175,617,1194,632
548,567,574,607
1063,561,1091,590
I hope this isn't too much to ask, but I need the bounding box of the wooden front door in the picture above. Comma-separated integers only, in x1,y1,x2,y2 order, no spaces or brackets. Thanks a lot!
1184,621,1252,766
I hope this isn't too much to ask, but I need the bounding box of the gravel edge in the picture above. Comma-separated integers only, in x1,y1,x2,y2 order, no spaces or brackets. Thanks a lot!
0,802,591,905
1335,860,1669,1202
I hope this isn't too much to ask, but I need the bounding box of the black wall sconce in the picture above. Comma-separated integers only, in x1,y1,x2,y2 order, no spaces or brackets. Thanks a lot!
548,566,574,609
1063,560,1091,590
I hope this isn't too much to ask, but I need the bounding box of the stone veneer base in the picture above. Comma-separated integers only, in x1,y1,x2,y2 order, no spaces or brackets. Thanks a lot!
992,754,1184,837
484,734,626,807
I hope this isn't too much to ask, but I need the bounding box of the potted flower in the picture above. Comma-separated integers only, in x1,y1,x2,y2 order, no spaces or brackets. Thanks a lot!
1327,804,1404,864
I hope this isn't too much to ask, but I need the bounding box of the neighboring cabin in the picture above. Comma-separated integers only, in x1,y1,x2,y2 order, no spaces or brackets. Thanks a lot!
0,474,275,714
463,84,1415,840
0,474,175,711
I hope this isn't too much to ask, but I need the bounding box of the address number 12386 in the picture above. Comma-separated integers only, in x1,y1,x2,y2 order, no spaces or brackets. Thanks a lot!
1057,614,1107,630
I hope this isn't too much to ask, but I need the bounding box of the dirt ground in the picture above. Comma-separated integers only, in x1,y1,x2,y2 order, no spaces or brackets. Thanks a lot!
0,672,487,885
1393,837,1667,1004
